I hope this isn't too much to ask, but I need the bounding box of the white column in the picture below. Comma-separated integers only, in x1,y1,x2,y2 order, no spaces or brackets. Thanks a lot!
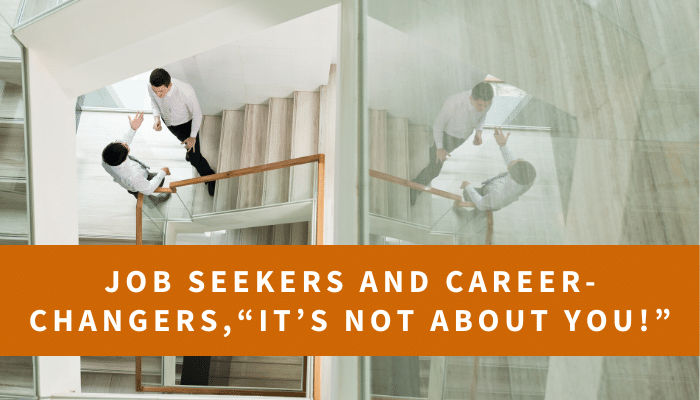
36,356,81,396
330,356,368,400
25,49,79,244
335,0,368,244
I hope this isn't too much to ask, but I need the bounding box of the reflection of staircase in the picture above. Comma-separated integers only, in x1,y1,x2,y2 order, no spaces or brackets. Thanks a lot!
369,111,488,245
417,356,549,399
170,66,335,245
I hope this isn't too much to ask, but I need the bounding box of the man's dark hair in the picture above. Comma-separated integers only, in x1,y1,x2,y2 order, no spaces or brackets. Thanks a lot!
102,142,129,166
150,68,171,88
471,82,494,102
509,160,536,186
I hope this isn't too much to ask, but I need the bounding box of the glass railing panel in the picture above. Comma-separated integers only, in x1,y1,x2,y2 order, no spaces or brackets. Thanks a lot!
141,203,164,244
80,356,161,394
167,185,194,221
369,175,456,245
0,356,35,397
191,164,316,217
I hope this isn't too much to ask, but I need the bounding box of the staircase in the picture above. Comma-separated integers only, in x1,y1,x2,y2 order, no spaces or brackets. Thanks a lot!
168,66,336,245
368,111,488,245
413,356,549,399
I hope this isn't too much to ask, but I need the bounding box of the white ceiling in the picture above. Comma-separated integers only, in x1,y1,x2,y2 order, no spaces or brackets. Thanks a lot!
103,4,339,115
165,4,338,114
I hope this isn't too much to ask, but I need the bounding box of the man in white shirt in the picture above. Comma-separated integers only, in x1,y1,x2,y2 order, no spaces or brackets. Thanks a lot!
411,82,494,205
102,112,171,206
461,127,536,211
148,68,216,196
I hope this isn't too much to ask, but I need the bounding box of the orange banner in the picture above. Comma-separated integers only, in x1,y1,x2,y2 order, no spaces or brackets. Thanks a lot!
1,246,697,355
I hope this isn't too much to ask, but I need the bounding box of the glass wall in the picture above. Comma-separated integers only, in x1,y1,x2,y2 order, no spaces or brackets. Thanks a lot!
368,356,699,399
0,5,30,245
365,0,698,245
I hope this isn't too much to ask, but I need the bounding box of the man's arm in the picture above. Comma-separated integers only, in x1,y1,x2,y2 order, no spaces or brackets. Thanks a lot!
131,170,166,196
494,127,515,166
148,85,161,118
119,111,144,145
462,182,492,211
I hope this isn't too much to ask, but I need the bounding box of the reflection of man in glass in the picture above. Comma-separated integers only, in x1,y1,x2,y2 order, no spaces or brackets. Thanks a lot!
411,82,494,205
461,127,536,211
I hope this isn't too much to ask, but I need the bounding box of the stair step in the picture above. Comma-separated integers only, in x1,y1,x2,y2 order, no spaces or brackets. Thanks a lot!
289,91,320,202
238,104,269,209
262,98,294,206
214,110,245,212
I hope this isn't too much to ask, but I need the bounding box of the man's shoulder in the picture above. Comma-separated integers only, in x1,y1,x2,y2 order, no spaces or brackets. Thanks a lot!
172,78,194,93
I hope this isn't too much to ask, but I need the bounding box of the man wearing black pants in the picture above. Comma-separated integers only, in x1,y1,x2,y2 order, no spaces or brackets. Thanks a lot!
148,68,216,196
411,82,494,205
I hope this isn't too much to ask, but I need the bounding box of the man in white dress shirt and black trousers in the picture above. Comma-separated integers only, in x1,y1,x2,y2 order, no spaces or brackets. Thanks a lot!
411,82,494,205
148,68,216,196
461,127,536,211
102,112,171,206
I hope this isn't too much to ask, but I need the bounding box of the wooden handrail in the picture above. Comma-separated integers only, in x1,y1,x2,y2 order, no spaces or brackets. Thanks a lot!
168,154,322,188
316,154,325,245
369,169,494,245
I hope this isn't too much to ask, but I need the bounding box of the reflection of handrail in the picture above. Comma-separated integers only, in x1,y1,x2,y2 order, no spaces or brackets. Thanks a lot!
369,169,475,207
369,169,494,245
136,154,325,245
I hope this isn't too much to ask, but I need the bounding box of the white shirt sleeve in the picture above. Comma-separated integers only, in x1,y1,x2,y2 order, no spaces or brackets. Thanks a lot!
476,101,491,132
119,128,137,145
131,170,166,196
148,84,161,118
433,97,457,149
465,185,492,211
184,86,202,138
499,144,516,166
